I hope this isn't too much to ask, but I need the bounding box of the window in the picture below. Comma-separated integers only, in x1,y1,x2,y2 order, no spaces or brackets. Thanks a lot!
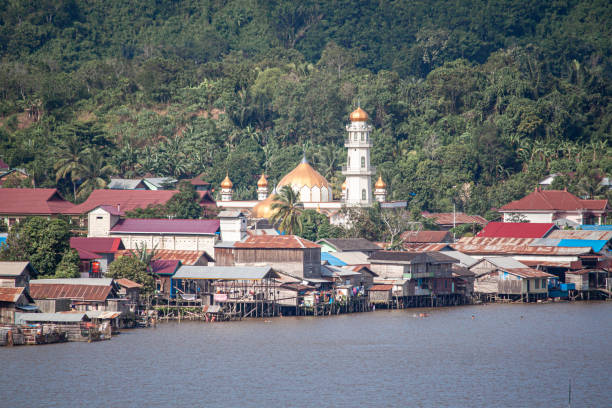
361,189,366,200
361,156,365,168
96,216,103,220
534,279,539,289
360,132,364,141
353,132,357,141
542,279,547,288
347,157,350,167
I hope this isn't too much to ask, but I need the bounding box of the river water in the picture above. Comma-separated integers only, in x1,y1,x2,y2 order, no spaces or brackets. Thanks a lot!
1,302,611,407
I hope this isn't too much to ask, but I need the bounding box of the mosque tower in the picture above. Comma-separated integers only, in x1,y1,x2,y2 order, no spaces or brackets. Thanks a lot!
342,107,374,206
257,173,268,201
220,173,233,202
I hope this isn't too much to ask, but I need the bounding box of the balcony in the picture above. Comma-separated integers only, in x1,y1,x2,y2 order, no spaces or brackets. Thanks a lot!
344,139,373,148
341,165,376,175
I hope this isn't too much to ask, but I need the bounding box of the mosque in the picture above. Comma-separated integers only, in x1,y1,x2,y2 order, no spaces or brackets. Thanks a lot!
217,107,406,221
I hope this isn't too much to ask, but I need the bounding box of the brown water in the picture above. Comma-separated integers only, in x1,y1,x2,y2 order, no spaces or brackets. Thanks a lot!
1,302,611,407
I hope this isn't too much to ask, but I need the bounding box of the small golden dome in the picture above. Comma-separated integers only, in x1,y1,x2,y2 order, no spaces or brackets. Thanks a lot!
251,195,280,219
257,173,268,187
277,157,330,190
349,107,368,122
341,180,347,190
220,174,233,189
375,175,386,189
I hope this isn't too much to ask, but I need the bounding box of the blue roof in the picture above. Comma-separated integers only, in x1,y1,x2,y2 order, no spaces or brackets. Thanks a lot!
321,252,347,266
557,239,607,253
580,225,612,231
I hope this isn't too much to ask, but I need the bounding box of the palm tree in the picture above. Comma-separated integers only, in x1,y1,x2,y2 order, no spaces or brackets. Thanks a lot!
54,135,86,201
75,149,116,200
270,185,304,235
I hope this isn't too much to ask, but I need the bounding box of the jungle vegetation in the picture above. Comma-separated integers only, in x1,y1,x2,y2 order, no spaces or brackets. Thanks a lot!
0,0,610,220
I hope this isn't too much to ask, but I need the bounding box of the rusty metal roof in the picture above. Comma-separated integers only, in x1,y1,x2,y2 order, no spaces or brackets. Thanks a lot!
452,237,593,256
505,268,556,278
235,235,320,249
546,230,612,241
0,287,27,302
403,243,453,252
368,284,393,291
116,249,213,264
29,283,113,301
401,230,452,243
115,278,143,289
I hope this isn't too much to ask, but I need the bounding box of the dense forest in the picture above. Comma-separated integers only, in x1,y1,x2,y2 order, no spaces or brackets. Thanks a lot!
1,0,611,218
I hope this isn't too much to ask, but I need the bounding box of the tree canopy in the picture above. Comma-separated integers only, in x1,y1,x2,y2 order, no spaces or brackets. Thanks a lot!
0,0,610,212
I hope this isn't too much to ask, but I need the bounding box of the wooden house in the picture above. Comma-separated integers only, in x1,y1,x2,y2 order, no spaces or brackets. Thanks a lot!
565,269,610,299
115,278,143,304
470,257,555,302
0,287,35,324
215,235,322,279
369,251,457,296
368,284,393,305
29,278,125,312
0,261,37,289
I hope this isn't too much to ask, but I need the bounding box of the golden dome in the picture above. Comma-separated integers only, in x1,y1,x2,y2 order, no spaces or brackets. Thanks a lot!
277,157,330,190
375,175,386,189
220,174,233,189
341,180,347,190
349,107,368,122
251,195,280,219
257,173,268,187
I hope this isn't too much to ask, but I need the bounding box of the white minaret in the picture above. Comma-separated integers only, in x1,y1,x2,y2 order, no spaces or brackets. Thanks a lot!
257,173,268,201
220,173,233,202
342,107,374,206
374,175,387,203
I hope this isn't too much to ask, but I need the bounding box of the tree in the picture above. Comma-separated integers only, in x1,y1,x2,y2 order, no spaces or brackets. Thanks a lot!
106,256,154,294
270,185,304,235
54,134,85,201
54,249,80,278
165,182,203,219
0,217,72,277
299,209,340,241
75,149,115,201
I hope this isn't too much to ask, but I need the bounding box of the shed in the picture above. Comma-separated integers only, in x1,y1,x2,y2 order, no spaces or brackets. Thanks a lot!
368,284,393,304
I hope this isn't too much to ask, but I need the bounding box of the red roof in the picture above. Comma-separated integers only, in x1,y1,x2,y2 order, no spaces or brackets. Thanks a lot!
70,237,124,254
0,188,75,215
29,283,112,302
402,230,451,243
73,247,102,260
500,189,608,212
67,189,178,215
111,218,220,234
234,235,320,249
150,259,180,275
115,278,143,289
422,212,488,226
190,177,210,186
0,287,26,302
477,222,556,238
505,268,555,279
368,284,393,291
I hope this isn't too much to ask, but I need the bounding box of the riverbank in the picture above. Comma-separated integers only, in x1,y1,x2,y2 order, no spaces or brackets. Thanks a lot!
2,302,611,407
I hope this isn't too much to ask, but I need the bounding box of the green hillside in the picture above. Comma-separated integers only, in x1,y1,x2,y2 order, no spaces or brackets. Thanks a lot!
0,0,610,215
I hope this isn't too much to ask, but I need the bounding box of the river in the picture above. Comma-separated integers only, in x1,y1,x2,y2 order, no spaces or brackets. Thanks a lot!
1,302,611,407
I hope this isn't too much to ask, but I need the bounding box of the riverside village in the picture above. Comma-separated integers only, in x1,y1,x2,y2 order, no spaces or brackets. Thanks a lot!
1,107,610,347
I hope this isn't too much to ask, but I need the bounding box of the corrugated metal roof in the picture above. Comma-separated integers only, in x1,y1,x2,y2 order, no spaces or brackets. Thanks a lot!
500,189,608,212
70,237,124,254
442,251,479,268
321,252,347,266
505,268,556,278
0,287,26,302
116,249,213,264
328,252,370,265
33,278,113,286
115,278,142,289
111,218,220,234
530,238,562,246
547,230,612,240
235,235,320,249
477,222,556,238
401,230,451,243
557,239,607,253
0,188,75,215
15,312,88,323
67,189,178,215
150,260,180,275
421,212,488,225
368,284,393,291
174,265,278,280
452,237,593,255
108,179,145,190
0,261,32,277
29,283,113,302
521,260,572,268
402,243,454,252
482,256,528,269
370,251,457,264
316,238,381,251
581,225,612,231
